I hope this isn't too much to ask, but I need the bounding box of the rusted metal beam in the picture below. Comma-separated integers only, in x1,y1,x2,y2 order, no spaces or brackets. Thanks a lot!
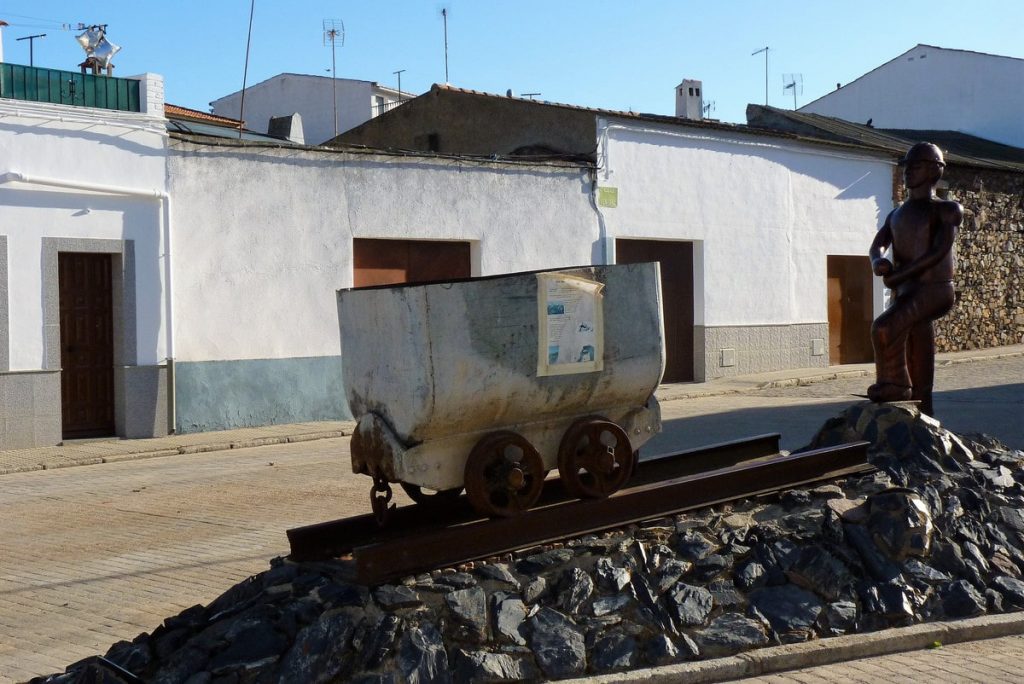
353,441,870,584
287,433,782,561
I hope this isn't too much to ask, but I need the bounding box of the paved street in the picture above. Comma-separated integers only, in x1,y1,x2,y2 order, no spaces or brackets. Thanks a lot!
0,353,1020,682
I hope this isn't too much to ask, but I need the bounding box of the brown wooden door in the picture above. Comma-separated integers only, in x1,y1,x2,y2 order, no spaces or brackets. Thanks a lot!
353,238,472,287
615,239,695,382
59,253,115,438
827,255,874,364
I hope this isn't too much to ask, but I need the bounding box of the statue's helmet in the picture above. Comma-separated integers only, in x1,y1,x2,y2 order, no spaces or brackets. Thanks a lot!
899,142,945,167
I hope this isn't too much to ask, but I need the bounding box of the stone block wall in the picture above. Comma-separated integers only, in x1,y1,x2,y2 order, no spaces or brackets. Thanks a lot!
894,165,1024,351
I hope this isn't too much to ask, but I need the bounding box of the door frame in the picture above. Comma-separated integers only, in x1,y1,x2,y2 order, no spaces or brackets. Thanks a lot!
42,238,135,435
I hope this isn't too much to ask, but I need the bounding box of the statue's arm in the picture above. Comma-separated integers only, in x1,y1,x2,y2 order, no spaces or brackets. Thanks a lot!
870,216,894,276
884,202,962,288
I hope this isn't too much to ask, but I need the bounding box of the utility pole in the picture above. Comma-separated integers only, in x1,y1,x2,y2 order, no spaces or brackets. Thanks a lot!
752,46,769,106
17,33,46,67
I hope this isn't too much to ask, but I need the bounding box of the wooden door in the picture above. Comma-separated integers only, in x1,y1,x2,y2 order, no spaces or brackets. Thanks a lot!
59,253,115,438
827,255,874,364
353,239,472,287
615,240,695,382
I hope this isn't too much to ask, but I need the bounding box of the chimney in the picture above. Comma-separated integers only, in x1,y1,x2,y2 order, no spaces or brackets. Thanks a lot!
675,78,703,120
0,21,7,63
268,113,305,144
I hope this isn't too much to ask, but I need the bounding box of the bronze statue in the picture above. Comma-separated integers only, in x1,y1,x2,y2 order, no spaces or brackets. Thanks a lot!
868,142,961,416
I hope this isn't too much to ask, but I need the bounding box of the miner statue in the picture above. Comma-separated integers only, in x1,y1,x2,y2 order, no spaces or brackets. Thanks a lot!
868,142,961,416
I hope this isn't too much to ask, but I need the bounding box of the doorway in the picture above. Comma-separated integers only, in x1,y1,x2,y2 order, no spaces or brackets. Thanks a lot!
827,255,874,364
59,252,115,438
615,239,695,382
353,238,472,287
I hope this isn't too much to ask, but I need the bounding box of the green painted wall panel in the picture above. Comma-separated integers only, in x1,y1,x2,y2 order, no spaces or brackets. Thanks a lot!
174,356,350,433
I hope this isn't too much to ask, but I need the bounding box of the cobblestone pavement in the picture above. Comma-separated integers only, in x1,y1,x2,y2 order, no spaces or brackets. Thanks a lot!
0,438,377,683
736,634,1024,683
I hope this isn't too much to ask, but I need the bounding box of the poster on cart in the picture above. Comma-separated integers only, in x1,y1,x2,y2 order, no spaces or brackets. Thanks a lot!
536,272,604,376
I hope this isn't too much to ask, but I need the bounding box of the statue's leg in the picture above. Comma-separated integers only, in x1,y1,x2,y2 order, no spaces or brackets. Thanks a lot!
869,297,913,402
907,319,936,415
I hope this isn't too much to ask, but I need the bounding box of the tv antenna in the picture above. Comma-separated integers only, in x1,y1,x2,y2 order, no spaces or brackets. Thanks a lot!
440,7,450,83
751,46,769,105
521,92,541,100
782,74,803,109
323,19,345,138
16,33,45,67
702,100,716,118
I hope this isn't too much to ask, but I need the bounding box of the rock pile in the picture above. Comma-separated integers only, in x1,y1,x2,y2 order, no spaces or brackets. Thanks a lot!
37,403,1024,683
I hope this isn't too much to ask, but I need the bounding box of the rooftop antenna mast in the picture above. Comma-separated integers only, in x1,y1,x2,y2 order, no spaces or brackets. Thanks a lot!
752,46,769,105
782,73,803,110
441,7,449,83
16,33,45,67
323,19,345,138
238,0,256,139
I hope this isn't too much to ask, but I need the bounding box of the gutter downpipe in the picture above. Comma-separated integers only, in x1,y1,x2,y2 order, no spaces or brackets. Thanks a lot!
592,117,613,265
0,170,176,435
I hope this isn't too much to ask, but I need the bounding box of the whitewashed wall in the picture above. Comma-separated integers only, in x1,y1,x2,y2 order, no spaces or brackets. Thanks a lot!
801,45,1024,149
599,117,892,327
0,101,168,369
211,75,376,145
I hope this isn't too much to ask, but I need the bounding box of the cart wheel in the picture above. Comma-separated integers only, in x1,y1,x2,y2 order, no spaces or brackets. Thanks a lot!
558,417,634,499
464,431,545,517
400,482,463,508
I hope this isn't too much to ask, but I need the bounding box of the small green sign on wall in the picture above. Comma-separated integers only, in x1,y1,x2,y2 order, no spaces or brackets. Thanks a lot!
597,186,618,208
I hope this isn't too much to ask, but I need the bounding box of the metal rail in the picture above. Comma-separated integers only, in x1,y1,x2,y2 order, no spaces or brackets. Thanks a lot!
287,433,783,561
353,441,870,584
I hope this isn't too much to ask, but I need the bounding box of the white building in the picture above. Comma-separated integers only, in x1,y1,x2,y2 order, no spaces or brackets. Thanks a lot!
0,64,170,449
800,45,1024,149
210,73,408,146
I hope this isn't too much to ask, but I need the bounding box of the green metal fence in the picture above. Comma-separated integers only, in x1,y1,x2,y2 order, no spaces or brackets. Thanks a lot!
0,63,141,112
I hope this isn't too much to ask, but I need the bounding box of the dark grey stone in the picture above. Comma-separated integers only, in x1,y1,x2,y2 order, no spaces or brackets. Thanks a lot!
592,593,631,617
516,549,574,574
595,557,632,592
527,608,586,679
665,583,713,627
522,577,547,604
675,531,716,562
436,572,478,589
451,649,539,682
655,559,690,594
692,553,731,582
902,558,951,584
1000,506,1024,533
446,586,488,640
785,545,854,601
993,576,1024,608
644,634,681,665
493,595,528,645
942,580,986,618
708,579,746,610
355,614,401,670
630,574,676,634
591,631,637,672
876,583,916,623
475,563,520,589
373,585,421,610
276,610,358,682
844,523,901,582
559,567,594,615
398,623,451,684
104,639,151,674
151,646,212,684
315,582,368,608
748,584,823,641
823,600,858,635
986,588,1005,613
693,612,769,657
208,619,287,674
735,560,767,590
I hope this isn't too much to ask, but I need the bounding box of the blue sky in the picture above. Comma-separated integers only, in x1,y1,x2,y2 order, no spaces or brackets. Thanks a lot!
3,1,1022,124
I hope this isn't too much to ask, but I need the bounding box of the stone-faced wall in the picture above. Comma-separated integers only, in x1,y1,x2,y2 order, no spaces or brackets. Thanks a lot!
894,164,1024,351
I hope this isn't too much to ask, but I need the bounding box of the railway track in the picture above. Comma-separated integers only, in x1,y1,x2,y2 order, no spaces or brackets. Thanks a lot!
287,434,871,585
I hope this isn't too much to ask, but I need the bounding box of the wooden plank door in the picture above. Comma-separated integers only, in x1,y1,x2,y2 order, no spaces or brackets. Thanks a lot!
826,255,874,364
353,239,472,287
615,239,695,382
59,252,115,438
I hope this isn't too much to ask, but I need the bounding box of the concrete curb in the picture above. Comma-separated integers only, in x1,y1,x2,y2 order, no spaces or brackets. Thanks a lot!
568,612,1024,683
